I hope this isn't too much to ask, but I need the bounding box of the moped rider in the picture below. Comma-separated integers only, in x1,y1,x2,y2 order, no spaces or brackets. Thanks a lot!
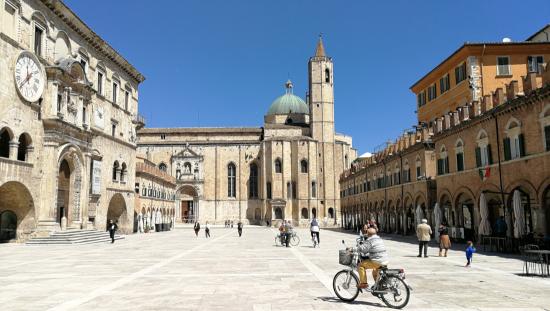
357,228,389,289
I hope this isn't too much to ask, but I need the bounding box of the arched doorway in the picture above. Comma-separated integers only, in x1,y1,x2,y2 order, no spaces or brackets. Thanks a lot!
107,193,127,231
56,149,84,228
254,208,261,220
57,159,71,225
0,181,35,242
456,193,474,241
328,207,334,219
178,185,198,223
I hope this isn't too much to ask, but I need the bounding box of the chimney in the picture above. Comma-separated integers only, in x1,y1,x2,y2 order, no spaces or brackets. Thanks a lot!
473,100,482,117
482,95,493,113
462,104,471,121
506,81,519,101
444,113,451,130
452,110,460,126
522,73,537,93
492,88,505,107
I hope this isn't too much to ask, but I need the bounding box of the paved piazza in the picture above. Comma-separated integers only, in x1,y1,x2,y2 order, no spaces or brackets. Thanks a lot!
1,228,549,311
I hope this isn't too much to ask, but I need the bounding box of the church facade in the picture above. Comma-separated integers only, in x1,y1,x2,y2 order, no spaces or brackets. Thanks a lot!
137,39,356,226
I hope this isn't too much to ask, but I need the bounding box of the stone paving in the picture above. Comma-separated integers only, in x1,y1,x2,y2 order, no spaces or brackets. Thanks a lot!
0,226,549,311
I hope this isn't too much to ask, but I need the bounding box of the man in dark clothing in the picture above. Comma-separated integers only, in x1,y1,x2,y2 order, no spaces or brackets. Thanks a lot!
107,219,118,243
237,221,243,237
194,221,200,237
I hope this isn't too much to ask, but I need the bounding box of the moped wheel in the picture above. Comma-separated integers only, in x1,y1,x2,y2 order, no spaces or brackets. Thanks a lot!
379,276,410,309
333,270,360,302
274,236,281,246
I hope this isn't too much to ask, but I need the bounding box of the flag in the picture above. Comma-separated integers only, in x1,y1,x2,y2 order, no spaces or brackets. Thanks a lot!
478,167,491,181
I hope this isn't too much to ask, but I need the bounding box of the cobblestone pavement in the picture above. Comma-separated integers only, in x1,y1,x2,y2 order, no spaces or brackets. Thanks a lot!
0,227,549,311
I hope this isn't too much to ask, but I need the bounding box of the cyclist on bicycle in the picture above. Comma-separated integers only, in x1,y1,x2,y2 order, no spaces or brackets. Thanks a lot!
283,220,293,247
357,227,388,289
310,217,320,247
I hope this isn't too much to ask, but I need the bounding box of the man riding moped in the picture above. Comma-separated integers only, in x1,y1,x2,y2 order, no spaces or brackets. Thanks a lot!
357,227,389,289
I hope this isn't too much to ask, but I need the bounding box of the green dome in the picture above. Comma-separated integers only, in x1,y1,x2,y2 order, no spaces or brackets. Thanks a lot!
267,81,309,115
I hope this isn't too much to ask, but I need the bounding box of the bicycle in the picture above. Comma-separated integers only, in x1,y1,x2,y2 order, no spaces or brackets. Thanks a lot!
311,231,319,248
274,232,300,246
333,239,411,309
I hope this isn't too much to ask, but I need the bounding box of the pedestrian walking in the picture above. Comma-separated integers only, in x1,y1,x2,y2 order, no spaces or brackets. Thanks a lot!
237,221,243,237
231,220,234,228
205,221,211,238
416,218,432,257
465,241,476,267
438,223,451,257
194,221,200,237
107,219,118,243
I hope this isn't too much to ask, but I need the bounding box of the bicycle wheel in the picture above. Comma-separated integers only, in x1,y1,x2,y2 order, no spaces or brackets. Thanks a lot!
379,276,410,309
333,270,360,302
290,235,300,246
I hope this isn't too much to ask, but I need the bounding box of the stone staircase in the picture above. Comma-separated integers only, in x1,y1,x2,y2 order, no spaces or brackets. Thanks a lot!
26,229,124,245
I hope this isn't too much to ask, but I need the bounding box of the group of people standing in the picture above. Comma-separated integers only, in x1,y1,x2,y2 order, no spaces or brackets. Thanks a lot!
193,220,243,238
416,219,475,266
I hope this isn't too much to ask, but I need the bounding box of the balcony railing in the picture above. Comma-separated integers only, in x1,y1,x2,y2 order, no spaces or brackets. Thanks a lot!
133,113,146,129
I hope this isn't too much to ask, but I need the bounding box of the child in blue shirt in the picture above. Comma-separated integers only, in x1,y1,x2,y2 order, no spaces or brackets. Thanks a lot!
465,241,476,267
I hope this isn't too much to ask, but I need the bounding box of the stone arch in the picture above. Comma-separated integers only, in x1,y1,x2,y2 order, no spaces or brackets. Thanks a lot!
56,144,84,227
504,116,522,132
107,193,127,230
505,179,537,198
17,132,32,162
0,127,14,158
0,181,35,242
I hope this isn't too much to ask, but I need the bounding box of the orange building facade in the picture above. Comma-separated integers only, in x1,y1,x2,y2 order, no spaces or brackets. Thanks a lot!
341,25,550,249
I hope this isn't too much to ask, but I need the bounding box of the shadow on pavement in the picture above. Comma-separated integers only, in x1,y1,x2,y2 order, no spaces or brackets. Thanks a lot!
317,296,385,308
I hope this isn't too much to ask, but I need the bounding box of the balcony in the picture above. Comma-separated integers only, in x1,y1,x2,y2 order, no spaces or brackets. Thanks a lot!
132,113,146,129
0,157,33,181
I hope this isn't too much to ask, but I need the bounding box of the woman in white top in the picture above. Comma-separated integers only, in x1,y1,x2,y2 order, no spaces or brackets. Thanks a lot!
310,218,320,246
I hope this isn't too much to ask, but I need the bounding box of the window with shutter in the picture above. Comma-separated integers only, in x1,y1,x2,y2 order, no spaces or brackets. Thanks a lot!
456,153,464,171
445,157,450,174
437,159,442,175
487,144,493,164
503,138,511,161
475,147,481,167
545,126,550,151
518,134,525,157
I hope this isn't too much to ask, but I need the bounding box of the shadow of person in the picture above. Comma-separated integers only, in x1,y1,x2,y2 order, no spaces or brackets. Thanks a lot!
317,296,385,307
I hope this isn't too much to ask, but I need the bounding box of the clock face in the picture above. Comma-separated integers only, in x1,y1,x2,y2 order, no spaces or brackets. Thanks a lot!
14,52,45,103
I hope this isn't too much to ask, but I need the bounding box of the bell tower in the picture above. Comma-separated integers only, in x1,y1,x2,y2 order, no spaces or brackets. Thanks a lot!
309,35,334,143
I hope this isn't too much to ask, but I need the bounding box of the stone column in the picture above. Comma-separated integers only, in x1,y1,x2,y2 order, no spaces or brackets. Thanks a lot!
9,140,19,159
80,153,92,229
37,142,60,232
26,146,34,162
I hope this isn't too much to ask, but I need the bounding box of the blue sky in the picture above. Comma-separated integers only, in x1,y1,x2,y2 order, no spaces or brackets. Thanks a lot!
65,0,550,154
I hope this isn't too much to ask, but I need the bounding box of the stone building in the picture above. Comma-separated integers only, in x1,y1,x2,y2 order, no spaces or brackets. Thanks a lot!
340,130,436,235
0,0,144,242
138,38,356,226
340,26,550,244
134,156,177,232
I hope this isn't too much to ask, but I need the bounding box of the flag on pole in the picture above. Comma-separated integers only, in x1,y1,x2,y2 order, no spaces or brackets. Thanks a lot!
478,167,491,181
